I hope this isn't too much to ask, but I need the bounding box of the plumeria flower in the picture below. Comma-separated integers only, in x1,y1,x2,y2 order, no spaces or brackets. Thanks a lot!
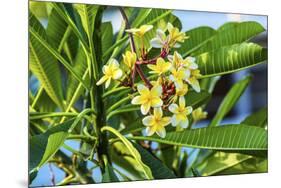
182,56,198,70
192,107,208,122
167,22,189,47
147,57,172,75
96,59,123,88
168,51,184,68
142,107,171,138
126,25,153,38
131,84,163,115
169,96,193,128
150,29,168,49
176,83,188,97
169,67,190,88
122,51,137,70
186,69,201,92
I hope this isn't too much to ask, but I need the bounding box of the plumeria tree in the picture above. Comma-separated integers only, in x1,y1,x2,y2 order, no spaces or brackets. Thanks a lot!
29,1,268,186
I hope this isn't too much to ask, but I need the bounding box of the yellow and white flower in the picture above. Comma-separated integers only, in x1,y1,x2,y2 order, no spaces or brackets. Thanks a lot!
96,59,123,88
122,51,137,70
147,58,172,75
150,29,167,48
192,107,208,122
176,83,188,97
169,67,190,88
167,22,189,47
131,84,163,115
186,69,201,92
168,96,193,128
142,107,171,138
126,25,153,38
182,56,198,70
168,51,183,68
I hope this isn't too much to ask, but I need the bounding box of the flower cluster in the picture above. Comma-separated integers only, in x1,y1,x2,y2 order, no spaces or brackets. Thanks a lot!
97,22,207,138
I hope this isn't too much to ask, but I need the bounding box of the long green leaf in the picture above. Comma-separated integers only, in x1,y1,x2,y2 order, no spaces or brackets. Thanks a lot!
29,13,64,109
29,25,90,90
241,107,267,128
197,43,267,78
102,156,119,183
209,75,251,127
184,21,265,57
129,124,267,151
29,118,75,173
132,142,176,179
102,126,153,180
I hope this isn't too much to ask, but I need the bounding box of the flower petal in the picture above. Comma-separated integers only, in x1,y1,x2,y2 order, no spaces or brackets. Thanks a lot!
151,97,163,107
161,117,171,126
171,115,178,127
113,69,123,80
142,116,154,126
190,79,200,93
156,29,166,42
137,84,148,95
146,126,156,136
141,103,151,115
168,103,179,113
153,107,163,118
147,64,157,71
179,96,186,108
179,119,189,129
185,106,193,115
105,77,111,88
156,127,166,138
96,76,107,86
151,85,162,96
150,38,163,48
131,96,142,105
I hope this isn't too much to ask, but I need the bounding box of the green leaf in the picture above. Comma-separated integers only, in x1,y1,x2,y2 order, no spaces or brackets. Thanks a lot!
46,7,69,50
197,151,252,176
66,48,90,105
29,118,75,173
74,4,99,39
101,22,113,55
185,90,211,109
241,107,267,128
177,26,216,56
185,21,265,57
209,75,252,127
102,157,119,183
29,13,64,109
132,142,176,179
102,126,153,180
29,14,90,91
197,43,267,78
129,124,267,151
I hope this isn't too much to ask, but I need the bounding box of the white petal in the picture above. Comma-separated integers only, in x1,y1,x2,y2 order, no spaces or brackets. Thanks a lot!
179,96,186,108
171,115,178,127
156,127,166,138
186,106,193,115
151,85,162,96
167,22,173,32
191,80,201,93
179,119,189,129
131,96,142,105
96,76,107,86
150,38,163,48
113,69,123,80
156,29,166,41
173,43,181,48
137,84,148,94
141,103,150,115
109,58,119,68
167,55,173,63
154,107,163,118
142,116,154,126
105,78,111,88
168,103,179,113
146,127,156,136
